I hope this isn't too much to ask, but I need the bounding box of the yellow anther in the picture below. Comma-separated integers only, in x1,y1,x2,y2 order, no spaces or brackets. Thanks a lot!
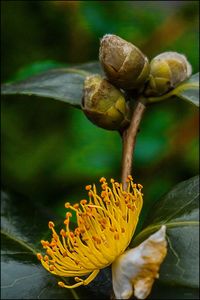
100,177,106,183
48,221,55,229
125,197,130,204
128,175,133,181
104,198,111,204
85,224,90,230
69,232,75,239
63,251,68,257
66,212,72,218
75,277,82,282
86,210,93,217
46,249,53,256
60,229,66,237
80,199,87,205
44,255,49,261
92,236,101,244
96,237,101,244
101,191,107,198
110,226,115,232
88,191,93,197
74,228,80,235
65,202,71,208
110,178,115,183
138,183,143,189
100,218,107,225
85,185,92,191
92,235,98,242
41,240,49,247
58,281,65,287
49,265,54,271
73,203,79,209
50,241,56,247
101,183,108,190
37,253,43,261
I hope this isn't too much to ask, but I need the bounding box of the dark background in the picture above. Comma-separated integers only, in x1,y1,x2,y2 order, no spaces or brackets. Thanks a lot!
1,1,199,226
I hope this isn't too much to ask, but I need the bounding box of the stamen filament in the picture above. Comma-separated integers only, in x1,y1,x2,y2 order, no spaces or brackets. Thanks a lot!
37,177,143,289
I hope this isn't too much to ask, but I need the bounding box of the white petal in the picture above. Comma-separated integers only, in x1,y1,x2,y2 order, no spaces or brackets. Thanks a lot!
112,225,167,299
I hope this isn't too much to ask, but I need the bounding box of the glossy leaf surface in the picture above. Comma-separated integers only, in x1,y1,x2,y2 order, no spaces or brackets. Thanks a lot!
131,175,199,297
1,191,86,299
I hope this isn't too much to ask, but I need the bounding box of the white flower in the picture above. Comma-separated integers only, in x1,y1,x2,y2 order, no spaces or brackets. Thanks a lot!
112,225,167,299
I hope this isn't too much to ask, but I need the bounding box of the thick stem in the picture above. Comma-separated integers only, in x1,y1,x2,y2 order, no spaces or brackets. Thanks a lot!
121,99,146,189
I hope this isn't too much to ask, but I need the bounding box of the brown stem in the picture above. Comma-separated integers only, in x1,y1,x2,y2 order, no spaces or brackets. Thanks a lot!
121,98,146,189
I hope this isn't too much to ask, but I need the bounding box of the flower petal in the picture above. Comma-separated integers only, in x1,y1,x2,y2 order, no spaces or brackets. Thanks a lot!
112,225,167,299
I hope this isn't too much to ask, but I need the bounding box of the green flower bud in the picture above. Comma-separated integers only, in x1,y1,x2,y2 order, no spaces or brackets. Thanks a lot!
82,75,130,130
145,51,192,96
99,34,150,90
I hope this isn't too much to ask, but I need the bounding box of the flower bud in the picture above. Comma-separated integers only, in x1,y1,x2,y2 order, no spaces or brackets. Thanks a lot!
99,34,150,90
145,51,192,96
82,75,130,130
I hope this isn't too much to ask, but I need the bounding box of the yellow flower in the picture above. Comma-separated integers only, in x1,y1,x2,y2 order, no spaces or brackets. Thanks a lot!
37,176,143,289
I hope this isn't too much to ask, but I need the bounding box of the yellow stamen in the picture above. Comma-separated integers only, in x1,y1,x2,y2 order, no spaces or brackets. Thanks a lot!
85,185,92,191
37,177,143,289
99,177,106,183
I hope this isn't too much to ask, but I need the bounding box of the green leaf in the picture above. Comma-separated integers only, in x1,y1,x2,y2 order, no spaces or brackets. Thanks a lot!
132,175,199,294
172,73,199,106
1,62,101,108
149,282,199,299
147,73,199,107
0,190,84,299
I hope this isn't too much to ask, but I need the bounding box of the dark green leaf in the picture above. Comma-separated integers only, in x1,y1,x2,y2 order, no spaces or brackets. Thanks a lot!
0,190,85,299
1,62,102,108
132,175,199,292
149,282,199,299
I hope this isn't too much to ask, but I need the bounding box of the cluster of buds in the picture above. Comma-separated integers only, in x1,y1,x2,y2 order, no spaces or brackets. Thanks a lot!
82,34,192,130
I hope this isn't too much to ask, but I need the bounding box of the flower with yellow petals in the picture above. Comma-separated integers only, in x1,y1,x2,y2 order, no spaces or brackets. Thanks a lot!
37,177,142,286
37,177,167,299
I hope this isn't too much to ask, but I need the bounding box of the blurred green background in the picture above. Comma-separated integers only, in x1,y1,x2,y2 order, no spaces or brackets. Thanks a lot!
1,1,199,226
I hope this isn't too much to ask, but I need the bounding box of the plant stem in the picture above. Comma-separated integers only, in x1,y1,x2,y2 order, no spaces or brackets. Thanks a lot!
121,98,146,189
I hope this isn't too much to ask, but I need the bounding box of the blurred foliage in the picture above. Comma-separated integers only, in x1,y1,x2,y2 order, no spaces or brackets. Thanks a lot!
1,0,199,226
